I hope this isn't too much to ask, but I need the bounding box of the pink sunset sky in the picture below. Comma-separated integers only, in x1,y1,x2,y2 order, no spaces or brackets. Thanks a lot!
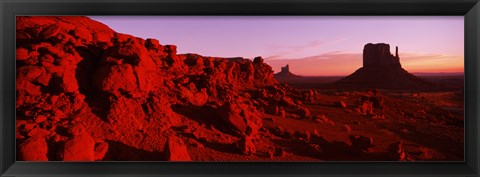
90,16,464,76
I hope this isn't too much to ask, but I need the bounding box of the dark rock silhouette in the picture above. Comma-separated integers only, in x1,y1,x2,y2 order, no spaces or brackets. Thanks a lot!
275,65,300,78
362,43,400,68
335,43,438,90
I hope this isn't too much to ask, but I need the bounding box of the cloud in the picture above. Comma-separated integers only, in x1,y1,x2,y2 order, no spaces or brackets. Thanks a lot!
265,37,349,60
400,52,463,72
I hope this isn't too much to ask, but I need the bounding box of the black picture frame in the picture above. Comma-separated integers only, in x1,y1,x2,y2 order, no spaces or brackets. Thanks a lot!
1,0,479,176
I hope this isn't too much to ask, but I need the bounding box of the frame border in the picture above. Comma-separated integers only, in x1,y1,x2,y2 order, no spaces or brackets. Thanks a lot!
1,0,479,176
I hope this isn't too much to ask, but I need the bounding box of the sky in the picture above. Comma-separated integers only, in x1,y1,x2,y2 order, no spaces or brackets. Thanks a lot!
90,16,464,76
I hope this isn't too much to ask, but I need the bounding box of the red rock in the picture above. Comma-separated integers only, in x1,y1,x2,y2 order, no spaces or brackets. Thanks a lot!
294,131,311,141
14,16,290,161
62,134,95,161
179,86,209,106
35,115,47,123
235,136,256,155
18,137,48,161
39,24,65,39
107,97,146,130
219,102,262,136
165,136,191,161
16,47,30,61
72,26,93,42
93,64,137,95
68,124,86,136
164,45,177,55
307,144,324,156
53,109,65,118
253,56,264,64
280,96,295,107
265,104,279,115
145,38,161,49
388,141,405,161
24,123,36,131
344,124,352,133
60,71,79,93
338,100,347,108
357,101,374,115
349,135,374,152
314,115,335,126
27,128,50,138
267,150,274,159
278,109,286,118
298,107,311,118
302,89,317,103
94,142,109,161
93,32,113,44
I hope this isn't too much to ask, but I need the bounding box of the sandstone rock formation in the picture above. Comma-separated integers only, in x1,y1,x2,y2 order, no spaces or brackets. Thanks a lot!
274,65,300,78
15,16,313,161
336,43,438,90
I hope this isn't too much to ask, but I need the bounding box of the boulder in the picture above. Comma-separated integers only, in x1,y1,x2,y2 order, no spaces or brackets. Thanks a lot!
16,47,30,61
165,136,191,161
219,102,262,136
302,89,317,103
18,137,48,161
93,64,138,95
349,135,374,152
235,136,256,155
388,141,406,161
62,134,95,161
265,104,279,115
253,56,264,64
280,96,295,107
357,101,374,115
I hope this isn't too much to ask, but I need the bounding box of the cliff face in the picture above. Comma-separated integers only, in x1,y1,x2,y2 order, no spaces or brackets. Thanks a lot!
274,65,300,78
362,43,401,69
336,43,438,90
16,16,312,161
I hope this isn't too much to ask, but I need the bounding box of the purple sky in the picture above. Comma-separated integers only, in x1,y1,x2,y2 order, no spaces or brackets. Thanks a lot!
90,16,464,76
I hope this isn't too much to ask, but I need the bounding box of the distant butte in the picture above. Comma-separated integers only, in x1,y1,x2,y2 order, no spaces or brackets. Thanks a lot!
335,43,439,90
275,65,301,78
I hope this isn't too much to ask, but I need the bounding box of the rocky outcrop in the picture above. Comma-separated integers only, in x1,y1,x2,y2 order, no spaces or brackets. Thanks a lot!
274,64,300,78
16,16,309,161
335,43,439,90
